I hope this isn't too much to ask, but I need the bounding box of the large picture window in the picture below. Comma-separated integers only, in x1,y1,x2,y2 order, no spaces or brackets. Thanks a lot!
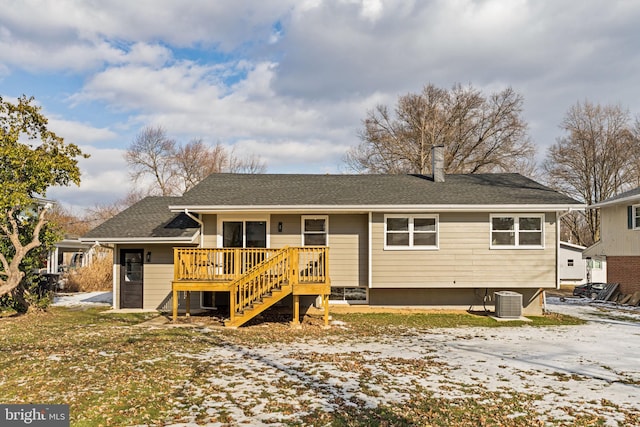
384,215,438,249
491,214,544,248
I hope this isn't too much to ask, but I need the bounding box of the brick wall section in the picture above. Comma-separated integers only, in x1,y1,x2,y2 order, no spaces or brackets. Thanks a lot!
607,256,640,295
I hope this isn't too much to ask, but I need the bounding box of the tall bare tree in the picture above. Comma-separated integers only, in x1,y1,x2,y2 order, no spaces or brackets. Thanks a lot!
174,139,229,193
543,100,640,245
125,126,267,197
125,126,177,196
345,83,536,175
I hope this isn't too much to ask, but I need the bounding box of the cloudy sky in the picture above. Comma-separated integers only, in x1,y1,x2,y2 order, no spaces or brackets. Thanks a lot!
1,0,639,212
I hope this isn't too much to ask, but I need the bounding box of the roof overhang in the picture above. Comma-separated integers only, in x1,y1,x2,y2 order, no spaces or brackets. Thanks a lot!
560,241,587,251
55,239,94,249
589,194,640,209
79,230,200,245
582,240,604,258
170,204,586,214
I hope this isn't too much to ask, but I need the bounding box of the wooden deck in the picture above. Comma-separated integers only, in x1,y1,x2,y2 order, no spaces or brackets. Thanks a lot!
172,247,331,327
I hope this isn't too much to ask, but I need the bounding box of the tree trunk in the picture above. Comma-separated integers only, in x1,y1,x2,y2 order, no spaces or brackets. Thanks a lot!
11,283,30,312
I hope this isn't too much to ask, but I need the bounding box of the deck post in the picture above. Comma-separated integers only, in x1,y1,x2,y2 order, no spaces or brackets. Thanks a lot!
185,291,191,318
172,288,178,322
229,285,236,325
323,294,329,327
292,294,300,325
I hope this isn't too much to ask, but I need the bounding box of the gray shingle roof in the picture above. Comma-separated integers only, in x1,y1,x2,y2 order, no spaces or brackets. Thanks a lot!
176,173,581,207
82,196,200,241
83,174,582,241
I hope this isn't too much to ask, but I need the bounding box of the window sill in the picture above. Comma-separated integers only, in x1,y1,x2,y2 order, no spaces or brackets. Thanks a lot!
384,246,439,251
490,245,545,250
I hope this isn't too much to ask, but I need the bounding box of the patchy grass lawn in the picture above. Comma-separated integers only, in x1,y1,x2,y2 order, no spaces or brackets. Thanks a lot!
0,307,634,427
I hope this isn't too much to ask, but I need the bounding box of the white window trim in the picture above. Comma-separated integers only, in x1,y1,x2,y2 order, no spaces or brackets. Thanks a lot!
328,286,369,305
384,214,439,250
216,215,270,248
301,215,329,246
490,214,545,249
633,204,640,230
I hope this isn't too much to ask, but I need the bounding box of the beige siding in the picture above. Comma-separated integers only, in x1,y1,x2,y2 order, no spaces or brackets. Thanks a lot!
327,214,368,287
371,212,557,289
141,245,175,310
593,205,640,256
269,213,368,286
201,214,217,247
270,214,302,248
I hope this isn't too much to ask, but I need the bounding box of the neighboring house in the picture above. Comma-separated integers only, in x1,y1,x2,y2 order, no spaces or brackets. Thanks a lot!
584,187,640,295
47,237,93,274
81,149,582,325
558,242,606,286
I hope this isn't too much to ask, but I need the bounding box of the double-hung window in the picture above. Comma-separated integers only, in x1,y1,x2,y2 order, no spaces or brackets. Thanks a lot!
633,205,640,229
302,216,328,246
490,214,544,248
384,215,438,249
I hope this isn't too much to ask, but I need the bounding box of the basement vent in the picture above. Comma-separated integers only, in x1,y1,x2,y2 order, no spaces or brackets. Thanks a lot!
494,291,522,318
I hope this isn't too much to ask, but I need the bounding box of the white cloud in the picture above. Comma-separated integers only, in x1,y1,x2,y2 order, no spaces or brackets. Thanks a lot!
47,118,118,145
124,43,173,67
47,145,130,211
232,138,348,172
0,1,295,72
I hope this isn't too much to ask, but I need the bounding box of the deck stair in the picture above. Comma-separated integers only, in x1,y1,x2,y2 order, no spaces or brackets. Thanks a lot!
226,247,294,328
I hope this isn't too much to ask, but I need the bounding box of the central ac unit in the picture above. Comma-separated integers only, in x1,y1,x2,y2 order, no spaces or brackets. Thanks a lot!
495,291,522,318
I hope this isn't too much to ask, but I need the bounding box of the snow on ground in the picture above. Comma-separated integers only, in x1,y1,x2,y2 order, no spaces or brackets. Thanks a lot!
51,292,640,425
52,291,112,307
166,297,640,426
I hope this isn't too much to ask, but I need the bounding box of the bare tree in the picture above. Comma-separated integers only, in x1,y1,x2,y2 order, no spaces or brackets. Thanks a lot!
543,100,639,245
47,204,92,237
125,126,177,196
345,83,535,175
227,151,267,174
85,190,147,229
126,126,267,196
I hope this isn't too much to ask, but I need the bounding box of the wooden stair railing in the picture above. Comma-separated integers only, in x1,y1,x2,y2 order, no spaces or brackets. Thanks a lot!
226,247,297,328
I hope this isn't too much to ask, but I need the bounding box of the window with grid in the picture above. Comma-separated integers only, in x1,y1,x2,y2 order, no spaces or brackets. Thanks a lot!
491,214,543,248
385,215,438,249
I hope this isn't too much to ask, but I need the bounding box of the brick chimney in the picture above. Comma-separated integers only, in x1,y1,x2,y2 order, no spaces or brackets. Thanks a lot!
432,145,445,182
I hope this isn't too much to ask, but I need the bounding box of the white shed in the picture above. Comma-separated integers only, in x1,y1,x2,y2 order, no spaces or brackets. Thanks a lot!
559,241,606,286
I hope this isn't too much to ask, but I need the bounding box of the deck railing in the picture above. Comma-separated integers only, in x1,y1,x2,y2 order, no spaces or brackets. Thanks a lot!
173,246,329,284
229,247,291,321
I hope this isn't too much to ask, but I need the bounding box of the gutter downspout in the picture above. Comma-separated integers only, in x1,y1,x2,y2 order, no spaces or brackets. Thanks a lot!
185,209,204,247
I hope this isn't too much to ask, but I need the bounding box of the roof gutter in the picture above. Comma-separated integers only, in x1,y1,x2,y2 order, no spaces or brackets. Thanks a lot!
169,203,586,214
589,194,640,209
79,234,200,245
184,209,204,247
